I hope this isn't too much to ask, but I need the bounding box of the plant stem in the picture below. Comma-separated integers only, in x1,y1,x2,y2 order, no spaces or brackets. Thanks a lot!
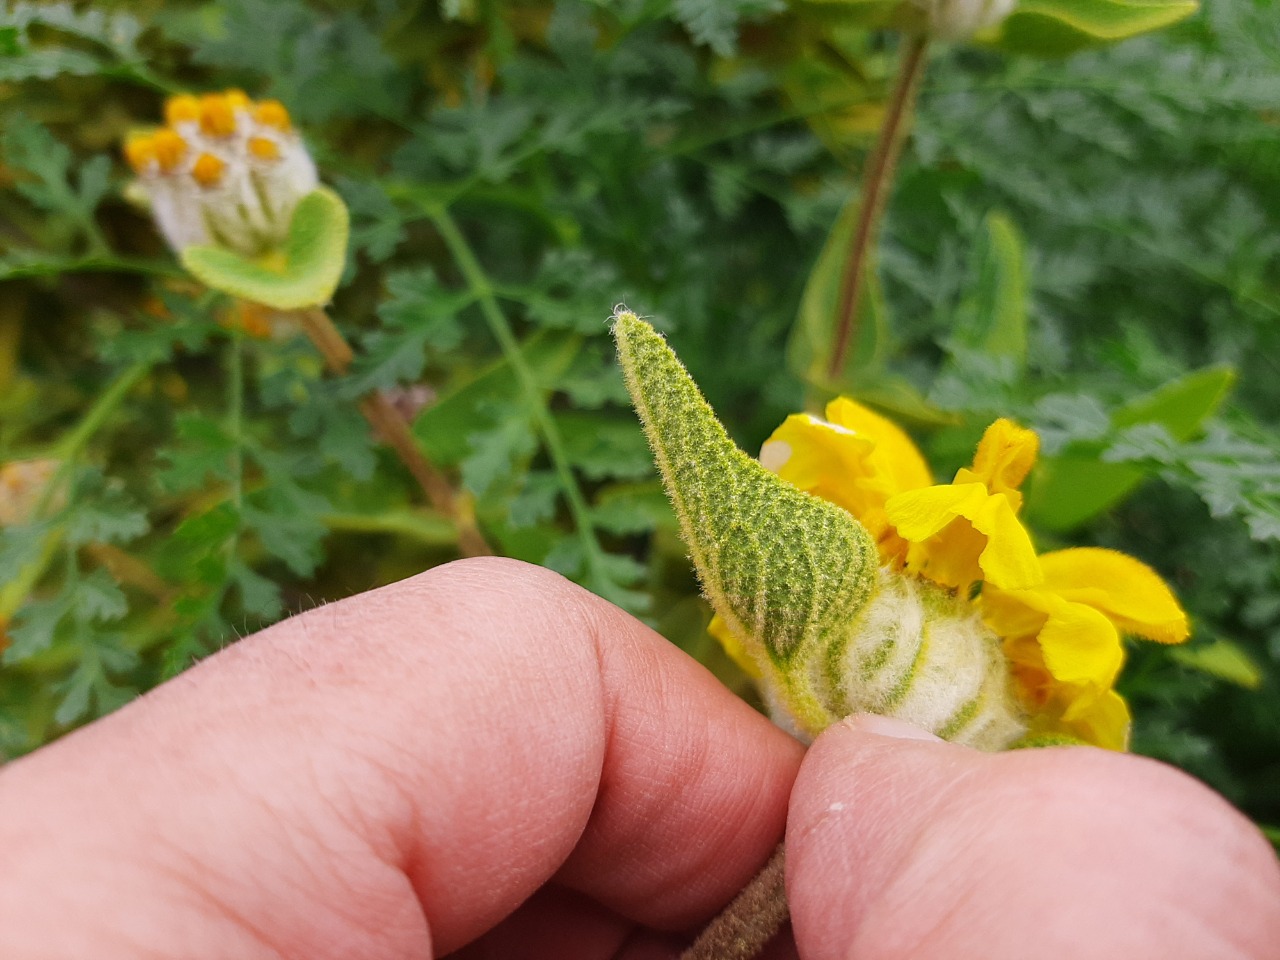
52,362,151,466
292,306,493,558
225,332,245,564
323,509,456,545
0,291,23,394
681,844,789,960
2,360,152,624
426,206,615,596
827,34,930,382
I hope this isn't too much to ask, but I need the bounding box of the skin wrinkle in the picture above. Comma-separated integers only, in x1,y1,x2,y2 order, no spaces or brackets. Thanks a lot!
557,612,798,929
152,717,427,960
367,565,610,954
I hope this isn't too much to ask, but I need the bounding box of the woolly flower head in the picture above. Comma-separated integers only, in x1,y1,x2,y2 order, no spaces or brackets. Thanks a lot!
124,90,317,257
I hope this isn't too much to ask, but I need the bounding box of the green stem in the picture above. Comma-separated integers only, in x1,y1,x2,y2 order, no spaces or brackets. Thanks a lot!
225,333,245,561
427,205,613,594
52,362,150,464
0,254,185,283
292,305,492,558
827,34,930,382
323,510,456,545
2,361,150,623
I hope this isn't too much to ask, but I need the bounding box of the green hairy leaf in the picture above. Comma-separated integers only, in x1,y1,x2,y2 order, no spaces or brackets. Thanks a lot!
182,188,349,310
614,311,878,730
795,0,1196,51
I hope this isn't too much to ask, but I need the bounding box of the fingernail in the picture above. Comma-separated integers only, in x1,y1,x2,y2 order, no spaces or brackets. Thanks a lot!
843,713,943,742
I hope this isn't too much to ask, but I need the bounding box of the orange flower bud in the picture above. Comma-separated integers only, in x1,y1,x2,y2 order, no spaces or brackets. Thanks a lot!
253,99,291,131
123,134,156,172
199,94,238,137
191,152,226,188
248,136,281,162
151,130,188,173
164,94,201,126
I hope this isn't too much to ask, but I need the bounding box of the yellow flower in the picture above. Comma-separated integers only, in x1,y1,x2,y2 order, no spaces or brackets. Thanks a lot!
886,418,1041,592
728,397,1190,750
983,547,1190,748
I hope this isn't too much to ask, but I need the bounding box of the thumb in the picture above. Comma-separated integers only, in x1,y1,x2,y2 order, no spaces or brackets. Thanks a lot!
786,715,1280,960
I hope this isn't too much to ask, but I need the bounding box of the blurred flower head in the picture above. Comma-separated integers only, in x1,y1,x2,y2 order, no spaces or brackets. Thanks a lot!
124,90,317,257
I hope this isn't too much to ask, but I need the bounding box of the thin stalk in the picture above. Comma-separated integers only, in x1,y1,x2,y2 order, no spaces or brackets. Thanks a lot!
39,360,151,516
827,34,930,382
426,206,613,595
681,844,789,960
292,305,492,558
0,291,23,394
323,510,456,546
3,361,151,623
52,362,151,465
225,332,245,562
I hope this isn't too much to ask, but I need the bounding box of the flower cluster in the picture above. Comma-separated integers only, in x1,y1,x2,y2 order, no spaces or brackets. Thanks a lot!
123,90,317,257
729,399,1189,749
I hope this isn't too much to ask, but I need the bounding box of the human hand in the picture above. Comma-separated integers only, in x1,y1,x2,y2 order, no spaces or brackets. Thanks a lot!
0,558,1276,959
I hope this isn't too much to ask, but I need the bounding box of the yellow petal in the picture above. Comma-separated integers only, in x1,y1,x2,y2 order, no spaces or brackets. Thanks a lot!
708,613,761,678
825,396,933,495
889,482,988,541
969,494,1042,589
1060,688,1131,751
981,583,1052,643
968,418,1038,498
1039,548,1189,644
888,483,1041,590
1036,598,1125,688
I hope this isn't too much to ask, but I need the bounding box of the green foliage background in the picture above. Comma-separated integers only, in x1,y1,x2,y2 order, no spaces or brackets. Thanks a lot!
1,0,1278,833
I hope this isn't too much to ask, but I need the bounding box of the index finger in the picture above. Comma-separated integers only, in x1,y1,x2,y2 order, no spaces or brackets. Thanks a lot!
0,557,803,959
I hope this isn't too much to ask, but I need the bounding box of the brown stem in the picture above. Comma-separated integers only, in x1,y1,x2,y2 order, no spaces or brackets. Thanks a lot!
680,844,789,960
294,306,493,558
827,34,930,382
